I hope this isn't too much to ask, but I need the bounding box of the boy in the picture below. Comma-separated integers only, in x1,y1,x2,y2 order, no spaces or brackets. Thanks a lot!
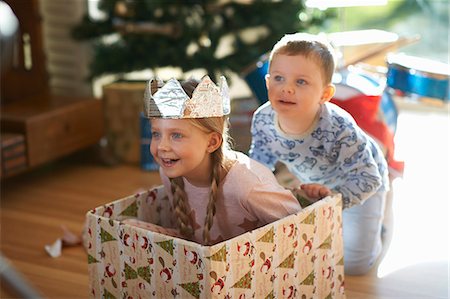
249,33,389,275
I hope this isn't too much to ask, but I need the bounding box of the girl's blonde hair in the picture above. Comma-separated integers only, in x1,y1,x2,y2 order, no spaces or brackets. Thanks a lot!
170,79,232,245
269,33,336,85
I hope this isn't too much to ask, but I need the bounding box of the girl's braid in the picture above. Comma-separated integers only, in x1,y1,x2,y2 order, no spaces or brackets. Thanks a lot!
202,152,222,245
170,177,194,239
166,77,231,245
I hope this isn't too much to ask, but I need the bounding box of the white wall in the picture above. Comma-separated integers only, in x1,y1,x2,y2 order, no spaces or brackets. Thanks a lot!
39,0,93,97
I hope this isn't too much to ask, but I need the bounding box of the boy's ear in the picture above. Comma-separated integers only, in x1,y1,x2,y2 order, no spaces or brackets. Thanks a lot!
320,83,335,104
265,74,270,90
207,132,222,153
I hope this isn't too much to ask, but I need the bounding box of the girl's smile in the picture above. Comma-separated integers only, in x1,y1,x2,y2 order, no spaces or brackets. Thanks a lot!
160,158,179,167
150,118,219,187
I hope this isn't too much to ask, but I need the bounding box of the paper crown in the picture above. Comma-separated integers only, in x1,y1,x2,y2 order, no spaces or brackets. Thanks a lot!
143,76,230,119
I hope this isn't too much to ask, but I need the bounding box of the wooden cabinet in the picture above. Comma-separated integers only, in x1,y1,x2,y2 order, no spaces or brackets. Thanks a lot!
0,0,104,178
1,95,104,170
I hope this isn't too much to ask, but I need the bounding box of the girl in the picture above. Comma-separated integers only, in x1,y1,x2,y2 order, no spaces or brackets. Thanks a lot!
127,76,330,245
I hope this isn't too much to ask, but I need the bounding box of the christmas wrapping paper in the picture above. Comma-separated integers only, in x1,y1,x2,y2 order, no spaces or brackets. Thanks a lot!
86,186,346,298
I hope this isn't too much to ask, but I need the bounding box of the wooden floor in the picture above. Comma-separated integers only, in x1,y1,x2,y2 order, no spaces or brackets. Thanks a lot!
1,107,449,298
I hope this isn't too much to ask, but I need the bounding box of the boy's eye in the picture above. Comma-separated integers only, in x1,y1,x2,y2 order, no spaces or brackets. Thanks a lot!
151,131,160,138
273,75,283,82
296,79,306,85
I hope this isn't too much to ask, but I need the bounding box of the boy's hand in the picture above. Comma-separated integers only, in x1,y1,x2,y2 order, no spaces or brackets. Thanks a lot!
290,183,332,207
300,183,331,200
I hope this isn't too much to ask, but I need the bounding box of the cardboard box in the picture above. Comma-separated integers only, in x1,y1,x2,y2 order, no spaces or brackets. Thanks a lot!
103,82,146,164
86,186,346,298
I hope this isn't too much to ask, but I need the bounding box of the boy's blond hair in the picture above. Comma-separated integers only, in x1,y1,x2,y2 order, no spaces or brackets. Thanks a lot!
269,33,336,85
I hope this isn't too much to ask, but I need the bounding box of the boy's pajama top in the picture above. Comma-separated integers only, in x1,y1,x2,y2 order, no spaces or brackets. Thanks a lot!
250,101,389,275
249,101,389,209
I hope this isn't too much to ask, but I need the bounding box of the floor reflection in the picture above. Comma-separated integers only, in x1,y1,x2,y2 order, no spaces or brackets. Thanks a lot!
376,108,449,287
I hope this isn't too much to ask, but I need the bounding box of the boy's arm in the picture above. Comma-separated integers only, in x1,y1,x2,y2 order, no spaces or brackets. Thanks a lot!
334,142,385,209
335,165,383,209
313,109,387,209
249,113,277,171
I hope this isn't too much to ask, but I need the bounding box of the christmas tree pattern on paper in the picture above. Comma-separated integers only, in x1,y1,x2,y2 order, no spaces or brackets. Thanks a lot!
179,281,201,298
301,211,316,225
277,252,295,269
232,271,252,289
103,288,116,299
124,262,138,280
120,201,138,217
265,290,275,299
100,227,116,243
301,271,315,285
257,227,274,243
207,245,227,262
138,265,151,284
88,254,100,264
319,234,332,249
296,193,312,208
156,239,174,256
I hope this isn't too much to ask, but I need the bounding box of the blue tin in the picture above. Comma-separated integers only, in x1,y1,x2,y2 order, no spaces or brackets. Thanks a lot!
242,55,269,105
140,113,159,171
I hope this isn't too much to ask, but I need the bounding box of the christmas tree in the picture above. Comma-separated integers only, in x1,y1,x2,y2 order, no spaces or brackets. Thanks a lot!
72,0,333,81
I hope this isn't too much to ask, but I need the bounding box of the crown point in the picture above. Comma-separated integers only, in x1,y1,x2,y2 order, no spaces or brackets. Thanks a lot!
143,76,230,119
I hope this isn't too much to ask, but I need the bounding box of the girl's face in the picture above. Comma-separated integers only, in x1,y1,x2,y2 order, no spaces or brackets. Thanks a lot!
266,54,334,122
150,118,220,186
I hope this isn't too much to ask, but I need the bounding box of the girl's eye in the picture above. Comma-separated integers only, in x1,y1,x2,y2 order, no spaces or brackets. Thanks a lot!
296,79,306,85
151,131,160,138
172,133,183,139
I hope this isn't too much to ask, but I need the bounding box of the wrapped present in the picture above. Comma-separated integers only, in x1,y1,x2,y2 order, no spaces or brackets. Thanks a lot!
103,82,146,164
86,186,346,298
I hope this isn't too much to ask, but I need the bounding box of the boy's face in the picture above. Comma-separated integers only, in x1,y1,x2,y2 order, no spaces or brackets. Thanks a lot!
266,54,334,121
150,118,220,186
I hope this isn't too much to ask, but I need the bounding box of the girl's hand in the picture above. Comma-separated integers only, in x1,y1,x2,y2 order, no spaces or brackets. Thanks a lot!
300,183,332,200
